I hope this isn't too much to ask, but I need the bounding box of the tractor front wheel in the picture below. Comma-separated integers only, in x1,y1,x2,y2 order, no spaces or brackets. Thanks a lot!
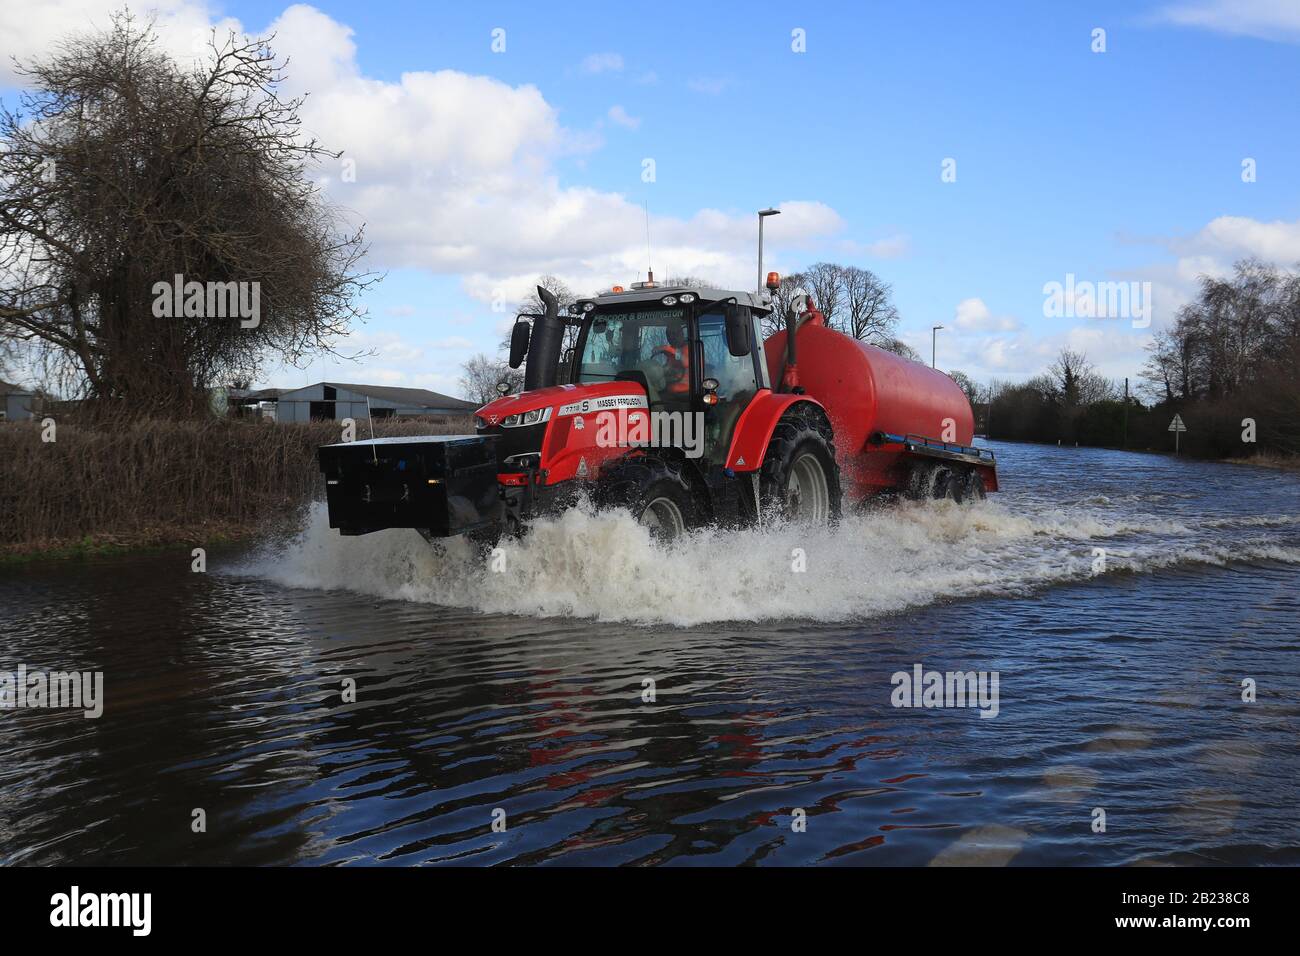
596,454,699,543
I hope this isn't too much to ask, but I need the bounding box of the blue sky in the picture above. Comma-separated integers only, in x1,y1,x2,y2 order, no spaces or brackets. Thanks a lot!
4,0,1299,396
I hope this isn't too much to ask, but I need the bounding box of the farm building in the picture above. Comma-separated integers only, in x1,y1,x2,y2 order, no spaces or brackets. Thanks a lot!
225,387,285,420
0,380,35,421
273,382,478,422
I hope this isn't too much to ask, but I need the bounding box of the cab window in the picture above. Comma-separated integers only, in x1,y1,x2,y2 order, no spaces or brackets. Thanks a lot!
697,310,759,400
576,309,690,405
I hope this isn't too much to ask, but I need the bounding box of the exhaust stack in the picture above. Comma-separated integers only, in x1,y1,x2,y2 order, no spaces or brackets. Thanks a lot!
524,285,565,391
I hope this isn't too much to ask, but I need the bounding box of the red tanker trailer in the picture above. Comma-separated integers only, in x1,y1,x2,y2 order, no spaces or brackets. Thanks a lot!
318,272,997,542
763,300,995,502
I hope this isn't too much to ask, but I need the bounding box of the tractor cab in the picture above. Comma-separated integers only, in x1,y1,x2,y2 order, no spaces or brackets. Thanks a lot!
488,280,775,471
561,282,772,463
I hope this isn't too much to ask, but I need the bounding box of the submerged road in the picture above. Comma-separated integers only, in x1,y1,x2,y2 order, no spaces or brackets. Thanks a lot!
2,441,1298,864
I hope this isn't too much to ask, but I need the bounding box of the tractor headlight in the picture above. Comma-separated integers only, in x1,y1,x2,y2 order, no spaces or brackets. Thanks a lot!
661,294,678,306
474,416,487,429
502,407,552,427
678,292,697,304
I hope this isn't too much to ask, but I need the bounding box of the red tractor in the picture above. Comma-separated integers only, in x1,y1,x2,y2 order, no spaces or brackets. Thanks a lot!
318,274,997,542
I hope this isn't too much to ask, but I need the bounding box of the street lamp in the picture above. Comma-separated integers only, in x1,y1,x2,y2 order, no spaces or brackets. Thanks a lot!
931,325,944,369
757,208,780,292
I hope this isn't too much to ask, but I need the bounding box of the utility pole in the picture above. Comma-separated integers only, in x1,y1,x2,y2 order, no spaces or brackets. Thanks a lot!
931,325,944,369
757,208,780,292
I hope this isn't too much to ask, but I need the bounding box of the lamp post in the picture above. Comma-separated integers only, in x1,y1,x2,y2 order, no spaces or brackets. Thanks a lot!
757,208,780,292
931,325,944,369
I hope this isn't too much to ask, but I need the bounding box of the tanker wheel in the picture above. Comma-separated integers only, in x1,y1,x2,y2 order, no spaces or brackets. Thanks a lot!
758,404,842,525
931,466,965,503
596,453,699,543
963,470,987,502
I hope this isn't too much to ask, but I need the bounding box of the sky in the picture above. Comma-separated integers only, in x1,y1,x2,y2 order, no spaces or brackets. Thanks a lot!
3,0,1299,398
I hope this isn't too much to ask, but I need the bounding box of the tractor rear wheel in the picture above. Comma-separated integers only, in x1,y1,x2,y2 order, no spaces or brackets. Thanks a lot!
758,404,842,525
596,453,699,543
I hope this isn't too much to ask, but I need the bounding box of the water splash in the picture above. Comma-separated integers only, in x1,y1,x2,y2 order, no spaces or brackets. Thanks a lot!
237,495,1300,627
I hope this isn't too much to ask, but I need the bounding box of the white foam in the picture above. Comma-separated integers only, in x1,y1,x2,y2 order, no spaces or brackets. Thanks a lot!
235,497,1300,627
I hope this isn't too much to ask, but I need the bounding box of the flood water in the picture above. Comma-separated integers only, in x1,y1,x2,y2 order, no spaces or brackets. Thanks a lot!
2,440,1298,865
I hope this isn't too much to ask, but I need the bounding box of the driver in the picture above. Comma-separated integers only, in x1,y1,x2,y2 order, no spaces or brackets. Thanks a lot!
654,317,690,396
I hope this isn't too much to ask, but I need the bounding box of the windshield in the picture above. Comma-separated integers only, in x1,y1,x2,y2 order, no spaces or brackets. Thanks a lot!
576,308,690,403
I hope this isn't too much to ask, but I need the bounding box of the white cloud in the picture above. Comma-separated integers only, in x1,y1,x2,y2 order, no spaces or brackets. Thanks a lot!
1116,214,1300,336
459,200,845,305
579,52,623,74
1154,0,1300,42
941,214,1300,384
366,367,409,385
908,290,1162,381
258,8,845,302
913,318,1149,382
0,1,850,390
0,0,244,84
953,297,1020,333
1170,215,1300,266
1,3,847,302
607,104,640,129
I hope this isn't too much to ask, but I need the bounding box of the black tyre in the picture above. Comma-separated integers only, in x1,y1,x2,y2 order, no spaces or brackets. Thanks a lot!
596,453,700,542
904,464,931,500
931,466,965,503
962,470,987,502
757,403,843,525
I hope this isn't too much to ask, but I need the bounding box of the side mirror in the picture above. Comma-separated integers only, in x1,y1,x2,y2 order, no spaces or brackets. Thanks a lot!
724,304,751,357
508,318,531,369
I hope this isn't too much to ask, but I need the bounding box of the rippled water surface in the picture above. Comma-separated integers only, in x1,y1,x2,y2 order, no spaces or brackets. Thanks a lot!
2,441,1298,865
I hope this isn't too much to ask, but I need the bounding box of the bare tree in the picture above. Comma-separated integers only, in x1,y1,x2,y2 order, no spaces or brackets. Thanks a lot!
459,353,523,406
841,266,900,343
517,275,576,322
759,263,900,345
947,370,980,406
877,337,922,362
662,275,717,289
1141,259,1300,405
802,262,843,328
0,14,374,416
